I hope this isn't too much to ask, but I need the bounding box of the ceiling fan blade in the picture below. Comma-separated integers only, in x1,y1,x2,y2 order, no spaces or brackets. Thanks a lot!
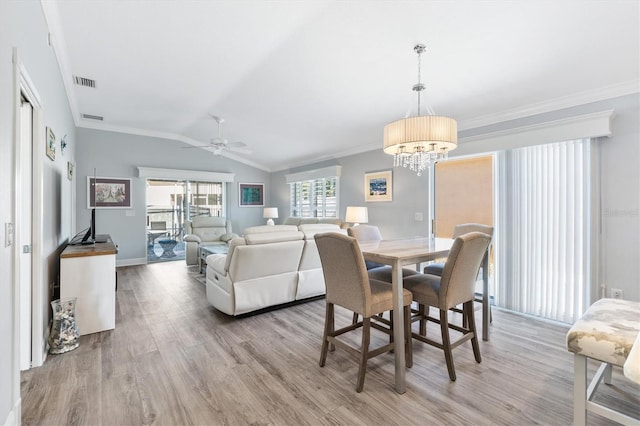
228,141,248,148
228,146,252,155
182,144,215,149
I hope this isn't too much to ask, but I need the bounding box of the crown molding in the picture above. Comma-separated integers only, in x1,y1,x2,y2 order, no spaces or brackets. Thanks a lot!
77,120,270,172
458,80,638,131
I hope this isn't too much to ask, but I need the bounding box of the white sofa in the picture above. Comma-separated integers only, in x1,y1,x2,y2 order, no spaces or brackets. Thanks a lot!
205,223,346,315
183,216,236,265
282,217,349,229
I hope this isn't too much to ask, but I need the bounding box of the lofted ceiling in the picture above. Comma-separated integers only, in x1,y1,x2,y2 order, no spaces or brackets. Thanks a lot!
42,0,639,172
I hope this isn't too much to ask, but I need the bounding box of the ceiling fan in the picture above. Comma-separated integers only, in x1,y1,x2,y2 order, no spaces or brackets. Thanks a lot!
184,115,252,155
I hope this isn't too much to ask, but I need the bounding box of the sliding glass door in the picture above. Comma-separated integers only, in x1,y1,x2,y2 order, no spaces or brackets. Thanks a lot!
146,179,225,262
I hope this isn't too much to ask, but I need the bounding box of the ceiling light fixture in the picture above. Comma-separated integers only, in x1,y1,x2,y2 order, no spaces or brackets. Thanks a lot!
383,44,457,176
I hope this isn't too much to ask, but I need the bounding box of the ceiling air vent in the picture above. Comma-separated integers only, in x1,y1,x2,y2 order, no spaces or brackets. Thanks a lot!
81,113,103,121
73,75,96,88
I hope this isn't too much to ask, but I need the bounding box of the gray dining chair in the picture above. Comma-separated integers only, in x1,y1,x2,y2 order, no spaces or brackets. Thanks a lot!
314,232,413,392
404,231,492,381
348,224,418,282
424,223,494,325
347,224,418,327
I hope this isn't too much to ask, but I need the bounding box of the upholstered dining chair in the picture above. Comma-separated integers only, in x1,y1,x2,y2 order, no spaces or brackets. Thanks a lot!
348,224,418,282
404,231,492,381
347,224,418,326
424,223,494,324
314,232,413,392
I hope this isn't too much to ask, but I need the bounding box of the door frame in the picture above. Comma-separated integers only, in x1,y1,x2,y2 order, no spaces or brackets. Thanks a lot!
428,151,502,299
13,48,46,372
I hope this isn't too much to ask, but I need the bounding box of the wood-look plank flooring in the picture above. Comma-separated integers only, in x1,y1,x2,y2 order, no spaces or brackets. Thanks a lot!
21,262,639,425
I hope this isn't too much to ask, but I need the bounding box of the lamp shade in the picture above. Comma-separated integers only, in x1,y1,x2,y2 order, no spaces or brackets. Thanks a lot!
345,206,368,225
383,115,457,155
263,207,278,226
263,207,278,219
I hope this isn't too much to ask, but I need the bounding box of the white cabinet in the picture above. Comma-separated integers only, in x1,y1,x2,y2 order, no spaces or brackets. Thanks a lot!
60,237,117,335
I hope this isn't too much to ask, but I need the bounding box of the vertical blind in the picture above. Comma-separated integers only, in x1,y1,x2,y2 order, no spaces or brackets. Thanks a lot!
501,139,593,323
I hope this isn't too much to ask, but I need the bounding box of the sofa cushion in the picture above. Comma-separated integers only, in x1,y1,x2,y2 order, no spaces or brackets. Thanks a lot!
299,223,346,240
244,231,304,245
243,224,298,235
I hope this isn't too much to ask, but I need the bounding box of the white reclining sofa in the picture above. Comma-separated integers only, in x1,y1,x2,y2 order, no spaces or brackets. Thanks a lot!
183,216,236,266
205,223,346,315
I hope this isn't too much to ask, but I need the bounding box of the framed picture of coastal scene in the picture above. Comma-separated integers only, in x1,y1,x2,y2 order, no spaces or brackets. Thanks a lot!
364,170,392,202
239,182,264,207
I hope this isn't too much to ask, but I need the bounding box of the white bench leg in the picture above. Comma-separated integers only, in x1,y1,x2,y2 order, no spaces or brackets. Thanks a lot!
603,362,612,385
574,354,587,426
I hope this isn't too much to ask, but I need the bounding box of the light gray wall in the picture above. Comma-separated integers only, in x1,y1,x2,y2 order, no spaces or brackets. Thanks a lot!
271,152,432,239
271,94,640,303
0,1,76,423
75,128,271,263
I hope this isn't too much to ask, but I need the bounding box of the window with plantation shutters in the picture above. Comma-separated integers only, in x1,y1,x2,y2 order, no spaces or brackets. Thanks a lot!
289,176,339,218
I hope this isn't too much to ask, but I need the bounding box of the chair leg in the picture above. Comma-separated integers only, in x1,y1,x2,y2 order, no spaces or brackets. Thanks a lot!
352,312,359,325
319,303,334,367
389,310,394,346
356,317,371,393
419,304,426,336
404,305,413,368
465,301,482,363
440,309,456,381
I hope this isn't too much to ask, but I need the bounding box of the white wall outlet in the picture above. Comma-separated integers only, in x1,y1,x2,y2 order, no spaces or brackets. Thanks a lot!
611,288,624,299
414,212,424,221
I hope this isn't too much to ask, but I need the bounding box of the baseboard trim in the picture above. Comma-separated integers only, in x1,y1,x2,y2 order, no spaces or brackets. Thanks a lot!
116,257,147,267
4,398,21,426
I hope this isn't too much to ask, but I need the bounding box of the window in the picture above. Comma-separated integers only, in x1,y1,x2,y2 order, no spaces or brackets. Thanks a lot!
289,176,339,218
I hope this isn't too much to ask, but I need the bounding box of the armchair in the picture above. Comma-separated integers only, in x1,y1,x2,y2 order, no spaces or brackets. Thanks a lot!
183,216,236,265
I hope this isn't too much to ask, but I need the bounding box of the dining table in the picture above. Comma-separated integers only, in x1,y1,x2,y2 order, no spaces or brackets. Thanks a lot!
360,235,491,394
359,236,452,393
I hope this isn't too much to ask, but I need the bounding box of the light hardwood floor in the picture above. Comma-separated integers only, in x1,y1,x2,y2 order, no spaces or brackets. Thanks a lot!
22,262,639,425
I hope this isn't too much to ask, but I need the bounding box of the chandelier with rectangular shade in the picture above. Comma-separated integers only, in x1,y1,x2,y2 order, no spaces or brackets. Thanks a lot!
383,44,457,176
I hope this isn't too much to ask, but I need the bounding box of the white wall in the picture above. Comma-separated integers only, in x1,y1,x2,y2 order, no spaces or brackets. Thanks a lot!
75,128,271,264
0,2,76,424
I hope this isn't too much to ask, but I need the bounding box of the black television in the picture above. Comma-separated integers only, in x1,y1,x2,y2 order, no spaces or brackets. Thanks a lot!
70,208,97,245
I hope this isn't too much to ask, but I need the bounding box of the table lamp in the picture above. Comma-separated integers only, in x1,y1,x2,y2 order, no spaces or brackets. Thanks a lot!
263,207,278,226
345,206,368,226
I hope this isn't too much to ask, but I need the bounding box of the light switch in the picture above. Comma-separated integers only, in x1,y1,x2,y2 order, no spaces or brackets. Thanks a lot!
125,210,135,217
414,212,424,222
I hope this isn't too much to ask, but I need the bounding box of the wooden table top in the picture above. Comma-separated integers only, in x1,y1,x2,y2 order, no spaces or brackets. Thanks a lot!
61,235,117,258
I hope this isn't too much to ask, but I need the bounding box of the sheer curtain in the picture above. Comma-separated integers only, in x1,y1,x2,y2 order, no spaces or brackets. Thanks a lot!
498,138,598,323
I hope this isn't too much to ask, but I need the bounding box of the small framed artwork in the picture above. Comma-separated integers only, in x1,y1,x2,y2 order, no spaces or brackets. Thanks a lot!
87,176,132,208
239,182,264,207
46,127,56,161
364,170,393,202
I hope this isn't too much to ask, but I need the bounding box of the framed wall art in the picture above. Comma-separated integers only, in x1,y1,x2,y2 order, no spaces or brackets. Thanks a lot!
46,127,56,161
87,176,132,208
239,182,264,207
364,170,392,202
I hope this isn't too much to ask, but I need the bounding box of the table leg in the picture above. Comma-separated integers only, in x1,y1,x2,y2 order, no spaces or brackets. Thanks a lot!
392,259,406,394
482,252,490,341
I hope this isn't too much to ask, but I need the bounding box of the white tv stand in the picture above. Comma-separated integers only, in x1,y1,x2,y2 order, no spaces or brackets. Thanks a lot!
60,235,117,335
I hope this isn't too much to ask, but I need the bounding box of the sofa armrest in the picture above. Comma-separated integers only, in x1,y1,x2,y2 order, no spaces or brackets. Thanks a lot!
207,253,228,274
220,233,239,242
184,234,201,243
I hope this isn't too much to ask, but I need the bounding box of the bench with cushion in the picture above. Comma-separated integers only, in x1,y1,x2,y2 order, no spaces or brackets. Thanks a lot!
566,297,640,425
